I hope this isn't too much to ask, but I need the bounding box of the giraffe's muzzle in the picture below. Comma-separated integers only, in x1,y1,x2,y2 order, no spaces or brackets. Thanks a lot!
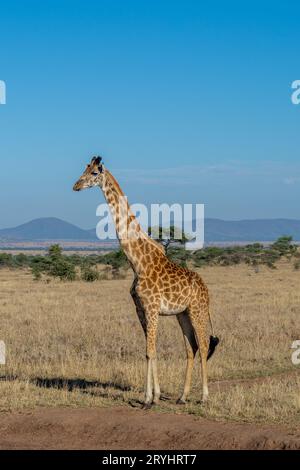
73,181,82,191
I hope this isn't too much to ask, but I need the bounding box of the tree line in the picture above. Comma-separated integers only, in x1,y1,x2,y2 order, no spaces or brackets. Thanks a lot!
0,236,299,282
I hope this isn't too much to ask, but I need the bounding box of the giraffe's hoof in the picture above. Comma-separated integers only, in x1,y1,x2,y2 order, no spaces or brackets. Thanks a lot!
176,398,187,405
142,403,153,410
160,395,171,401
196,398,209,405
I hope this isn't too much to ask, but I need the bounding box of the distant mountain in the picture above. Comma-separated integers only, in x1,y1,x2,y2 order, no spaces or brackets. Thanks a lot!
0,217,299,243
204,218,300,242
0,217,96,241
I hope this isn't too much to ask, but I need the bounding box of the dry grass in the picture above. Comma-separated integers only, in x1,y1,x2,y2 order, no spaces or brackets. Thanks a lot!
0,259,299,424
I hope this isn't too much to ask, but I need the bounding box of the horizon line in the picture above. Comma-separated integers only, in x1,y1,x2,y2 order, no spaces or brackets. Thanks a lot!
1,215,300,232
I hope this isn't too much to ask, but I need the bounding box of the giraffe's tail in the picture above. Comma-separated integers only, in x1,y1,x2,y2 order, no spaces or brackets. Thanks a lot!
207,310,220,360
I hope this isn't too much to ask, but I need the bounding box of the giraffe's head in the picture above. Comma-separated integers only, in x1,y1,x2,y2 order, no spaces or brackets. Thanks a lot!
73,156,105,191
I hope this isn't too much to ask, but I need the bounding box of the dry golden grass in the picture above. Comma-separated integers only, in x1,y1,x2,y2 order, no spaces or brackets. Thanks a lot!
0,259,299,424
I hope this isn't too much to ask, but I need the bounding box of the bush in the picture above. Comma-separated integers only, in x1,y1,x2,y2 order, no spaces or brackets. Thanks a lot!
30,245,76,281
48,244,63,259
271,236,297,257
81,266,100,282
191,237,299,269
294,260,300,271
30,255,51,272
48,257,76,281
167,247,190,267
0,253,14,267
14,253,29,267
32,265,42,281
98,249,129,277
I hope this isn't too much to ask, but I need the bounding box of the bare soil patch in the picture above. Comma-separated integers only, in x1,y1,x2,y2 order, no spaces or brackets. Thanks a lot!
0,407,299,450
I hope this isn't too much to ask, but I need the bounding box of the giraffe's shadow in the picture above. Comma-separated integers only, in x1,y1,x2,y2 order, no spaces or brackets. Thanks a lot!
32,377,132,393
0,374,133,398
0,375,172,404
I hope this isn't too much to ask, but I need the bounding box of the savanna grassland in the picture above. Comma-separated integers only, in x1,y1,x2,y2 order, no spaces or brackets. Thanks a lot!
0,257,299,429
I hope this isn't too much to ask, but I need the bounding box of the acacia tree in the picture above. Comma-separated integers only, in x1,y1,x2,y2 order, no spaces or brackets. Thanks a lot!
148,225,190,252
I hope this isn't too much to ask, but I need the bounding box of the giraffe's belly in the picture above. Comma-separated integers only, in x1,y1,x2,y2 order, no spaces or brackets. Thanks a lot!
159,299,188,316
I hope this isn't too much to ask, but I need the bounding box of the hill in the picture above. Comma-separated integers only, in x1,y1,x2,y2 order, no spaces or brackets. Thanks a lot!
0,218,96,241
204,218,300,242
0,217,299,242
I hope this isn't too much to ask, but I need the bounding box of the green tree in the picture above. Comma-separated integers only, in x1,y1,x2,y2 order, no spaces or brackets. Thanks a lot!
0,253,13,267
31,244,76,281
148,225,190,252
49,258,76,281
81,266,100,282
271,236,297,257
48,244,63,260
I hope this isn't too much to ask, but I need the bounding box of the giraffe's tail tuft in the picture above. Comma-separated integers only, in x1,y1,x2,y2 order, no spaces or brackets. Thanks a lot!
207,335,220,360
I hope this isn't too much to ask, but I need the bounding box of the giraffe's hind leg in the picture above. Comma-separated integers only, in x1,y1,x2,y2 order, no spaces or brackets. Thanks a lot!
188,305,210,403
176,311,198,404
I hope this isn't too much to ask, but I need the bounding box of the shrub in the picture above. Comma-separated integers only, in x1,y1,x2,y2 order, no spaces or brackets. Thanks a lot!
48,244,63,260
167,247,190,267
30,255,51,272
30,245,76,281
32,265,42,281
0,253,13,267
271,236,297,257
14,253,29,267
81,266,100,282
101,249,128,269
49,257,76,281
294,260,300,271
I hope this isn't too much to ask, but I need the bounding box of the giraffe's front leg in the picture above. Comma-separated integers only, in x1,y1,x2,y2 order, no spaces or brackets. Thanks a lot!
151,357,160,404
143,311,160,408
144,356,153,408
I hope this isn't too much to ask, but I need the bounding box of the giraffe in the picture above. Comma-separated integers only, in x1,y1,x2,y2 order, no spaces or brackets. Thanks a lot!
73,156,219,408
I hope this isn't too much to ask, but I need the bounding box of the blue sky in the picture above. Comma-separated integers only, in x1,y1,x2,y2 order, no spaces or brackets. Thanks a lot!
0,0,299,229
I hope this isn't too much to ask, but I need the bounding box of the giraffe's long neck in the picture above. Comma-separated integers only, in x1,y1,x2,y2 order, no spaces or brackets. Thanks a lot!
100,169,165,274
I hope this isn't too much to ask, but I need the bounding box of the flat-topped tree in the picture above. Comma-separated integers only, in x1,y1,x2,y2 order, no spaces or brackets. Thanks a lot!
148,225,190,253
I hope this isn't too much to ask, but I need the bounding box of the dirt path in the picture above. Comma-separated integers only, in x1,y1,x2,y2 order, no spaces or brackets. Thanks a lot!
0,407,299,450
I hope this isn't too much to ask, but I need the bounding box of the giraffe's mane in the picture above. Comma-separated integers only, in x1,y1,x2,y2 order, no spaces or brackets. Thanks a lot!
105,169,165,254
105,169,124,197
